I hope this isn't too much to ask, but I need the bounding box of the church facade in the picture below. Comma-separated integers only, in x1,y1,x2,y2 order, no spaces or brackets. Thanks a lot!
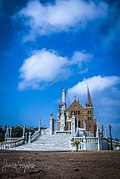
50,86,97,136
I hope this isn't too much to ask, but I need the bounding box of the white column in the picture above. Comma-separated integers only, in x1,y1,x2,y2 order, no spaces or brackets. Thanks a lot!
50,114,53,135
83,135,87,150
60,105,66,131
71,114,76,135
96,123,100,150
25,132,28,143
96,122,99,138
28,132,31,143
98,129,100,150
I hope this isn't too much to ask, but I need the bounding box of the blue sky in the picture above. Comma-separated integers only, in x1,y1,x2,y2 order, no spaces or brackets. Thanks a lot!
0,0,120,139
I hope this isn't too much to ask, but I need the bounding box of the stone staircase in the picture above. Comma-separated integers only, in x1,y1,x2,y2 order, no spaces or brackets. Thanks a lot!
11,130,72,151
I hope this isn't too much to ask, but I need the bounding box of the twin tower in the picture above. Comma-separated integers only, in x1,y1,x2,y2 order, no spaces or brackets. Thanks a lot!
50,86,97,136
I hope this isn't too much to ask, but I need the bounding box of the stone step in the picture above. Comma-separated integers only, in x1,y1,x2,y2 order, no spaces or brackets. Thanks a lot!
12,133,72,151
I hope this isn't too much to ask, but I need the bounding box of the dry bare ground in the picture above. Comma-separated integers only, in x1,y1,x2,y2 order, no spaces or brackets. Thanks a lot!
0,150,120,179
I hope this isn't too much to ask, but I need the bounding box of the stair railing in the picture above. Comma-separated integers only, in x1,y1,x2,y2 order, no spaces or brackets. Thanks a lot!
28,129,41,143
0,137,25,149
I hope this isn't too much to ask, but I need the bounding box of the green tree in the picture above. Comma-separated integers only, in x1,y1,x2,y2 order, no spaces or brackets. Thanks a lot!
11,125,38,138
71,140,80,151
11,125,23,137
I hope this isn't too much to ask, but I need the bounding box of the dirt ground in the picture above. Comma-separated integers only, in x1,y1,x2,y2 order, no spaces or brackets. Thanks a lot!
0,150,120,179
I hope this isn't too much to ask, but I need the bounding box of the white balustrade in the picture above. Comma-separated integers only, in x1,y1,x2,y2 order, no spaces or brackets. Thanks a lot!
31,129,41,143
0,137,25,149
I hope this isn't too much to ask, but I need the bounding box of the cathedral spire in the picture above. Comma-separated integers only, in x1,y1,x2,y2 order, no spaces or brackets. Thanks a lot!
86,85,92,106
61,86,66,104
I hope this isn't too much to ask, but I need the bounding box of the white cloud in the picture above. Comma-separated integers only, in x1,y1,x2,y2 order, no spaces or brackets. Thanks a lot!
16,0,108,40
71,51,93,66
18,49,93,90
67,75,120,97
18,49,70,90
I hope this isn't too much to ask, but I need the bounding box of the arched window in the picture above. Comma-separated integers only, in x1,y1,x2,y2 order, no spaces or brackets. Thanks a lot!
78,121,81,128
78,111,80,115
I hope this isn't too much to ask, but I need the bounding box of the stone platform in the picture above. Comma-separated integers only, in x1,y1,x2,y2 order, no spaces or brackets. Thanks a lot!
11,131,72,151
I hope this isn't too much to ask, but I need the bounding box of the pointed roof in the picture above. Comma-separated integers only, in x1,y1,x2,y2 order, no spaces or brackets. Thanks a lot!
62,85,65,91
86,85,91,105
67,98,84,111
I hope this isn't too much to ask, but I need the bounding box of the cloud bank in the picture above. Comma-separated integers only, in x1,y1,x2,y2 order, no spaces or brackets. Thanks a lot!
15,0,108,40
18,49,92,90
67,75,120,96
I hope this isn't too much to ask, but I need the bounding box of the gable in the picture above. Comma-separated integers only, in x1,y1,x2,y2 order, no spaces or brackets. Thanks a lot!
67,99,84,112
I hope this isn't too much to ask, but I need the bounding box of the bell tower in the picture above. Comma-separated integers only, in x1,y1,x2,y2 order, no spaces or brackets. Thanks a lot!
86,86,94,132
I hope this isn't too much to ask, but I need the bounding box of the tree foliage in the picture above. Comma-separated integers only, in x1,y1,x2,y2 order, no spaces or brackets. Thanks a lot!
11,125,23,137
11,125,38,138
0,126,4,142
